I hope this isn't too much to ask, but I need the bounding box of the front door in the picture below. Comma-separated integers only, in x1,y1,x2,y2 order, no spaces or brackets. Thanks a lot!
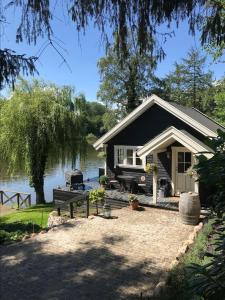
173,148,194,195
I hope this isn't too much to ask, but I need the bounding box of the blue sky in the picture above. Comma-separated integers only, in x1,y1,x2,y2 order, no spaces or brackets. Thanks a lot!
1,5,224,101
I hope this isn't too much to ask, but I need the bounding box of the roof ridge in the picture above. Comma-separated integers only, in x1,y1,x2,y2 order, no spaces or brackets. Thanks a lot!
192,107,225,130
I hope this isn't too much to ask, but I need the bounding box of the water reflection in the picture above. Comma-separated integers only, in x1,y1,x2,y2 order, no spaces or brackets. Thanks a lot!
0,146,104,203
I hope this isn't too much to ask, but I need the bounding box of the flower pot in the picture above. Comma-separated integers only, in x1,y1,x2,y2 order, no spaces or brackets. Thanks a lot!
130,200,139,210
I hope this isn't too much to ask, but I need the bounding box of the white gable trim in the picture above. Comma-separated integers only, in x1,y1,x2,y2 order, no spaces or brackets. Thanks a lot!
137,126,214,159
93,94,217,150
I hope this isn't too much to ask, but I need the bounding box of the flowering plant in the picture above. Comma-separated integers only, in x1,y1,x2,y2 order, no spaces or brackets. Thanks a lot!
144,163,158,173
186,165,198,179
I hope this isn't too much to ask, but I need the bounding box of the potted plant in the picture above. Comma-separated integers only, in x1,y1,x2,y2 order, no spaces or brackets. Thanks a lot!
99,175,109,187
144,163,158,174
89,188,105,215
128,194,139,210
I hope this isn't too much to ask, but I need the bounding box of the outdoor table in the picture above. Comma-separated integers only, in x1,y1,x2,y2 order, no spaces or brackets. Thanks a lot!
117,175,136,192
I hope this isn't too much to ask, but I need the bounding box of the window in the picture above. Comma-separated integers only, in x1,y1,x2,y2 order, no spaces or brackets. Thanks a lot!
114,146,144,168
177,152,192,173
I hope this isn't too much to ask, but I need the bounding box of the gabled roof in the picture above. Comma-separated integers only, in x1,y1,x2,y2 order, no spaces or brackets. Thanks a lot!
137,126,214,159
169,102,225,133
93,94,221,150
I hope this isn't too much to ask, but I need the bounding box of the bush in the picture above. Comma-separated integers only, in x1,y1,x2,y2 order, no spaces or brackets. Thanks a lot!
99,175,109,185
195,129,225,217
89,188,105,215
0,230,10,243
0,221,41,244
188,217,225,299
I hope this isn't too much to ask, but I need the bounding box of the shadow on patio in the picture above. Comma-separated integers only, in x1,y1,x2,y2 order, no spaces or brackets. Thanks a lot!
0,233,163,300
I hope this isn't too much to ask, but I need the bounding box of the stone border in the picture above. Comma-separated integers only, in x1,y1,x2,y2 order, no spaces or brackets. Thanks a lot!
151,221,204,299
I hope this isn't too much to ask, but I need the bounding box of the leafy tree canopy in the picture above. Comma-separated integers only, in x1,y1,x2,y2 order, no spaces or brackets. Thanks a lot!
162,48,214,113
74,93,116,137
97,34,159,113
213,77,225,125
1,0,224,89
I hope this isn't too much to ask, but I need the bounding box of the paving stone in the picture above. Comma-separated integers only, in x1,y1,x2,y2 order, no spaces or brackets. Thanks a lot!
0,207,194,300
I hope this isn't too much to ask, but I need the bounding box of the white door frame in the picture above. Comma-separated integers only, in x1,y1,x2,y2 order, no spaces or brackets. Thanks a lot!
171,146,195,195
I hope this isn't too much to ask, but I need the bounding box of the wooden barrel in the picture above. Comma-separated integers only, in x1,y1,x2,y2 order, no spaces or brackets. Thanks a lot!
179,192,200,225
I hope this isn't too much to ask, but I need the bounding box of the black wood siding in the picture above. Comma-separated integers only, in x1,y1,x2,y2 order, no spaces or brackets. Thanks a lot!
109,104,207,145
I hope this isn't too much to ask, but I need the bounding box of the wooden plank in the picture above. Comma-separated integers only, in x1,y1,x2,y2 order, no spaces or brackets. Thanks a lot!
86,196,89,218
69,203,74,218
2,194,17,205
0,191,3,205
0,189,30,195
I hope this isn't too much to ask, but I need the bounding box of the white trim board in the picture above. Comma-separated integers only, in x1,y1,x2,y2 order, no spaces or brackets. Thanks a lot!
93,94,218,150
137,126,214,159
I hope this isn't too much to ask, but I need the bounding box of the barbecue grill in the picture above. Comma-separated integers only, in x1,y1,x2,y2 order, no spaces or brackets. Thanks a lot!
65,169,85,190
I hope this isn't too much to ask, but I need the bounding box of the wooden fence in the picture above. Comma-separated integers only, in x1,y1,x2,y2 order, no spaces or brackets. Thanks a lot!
0,190,31,209
53,189,89,218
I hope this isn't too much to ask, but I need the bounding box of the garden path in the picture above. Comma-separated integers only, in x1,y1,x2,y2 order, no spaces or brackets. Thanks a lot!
0,207,195,299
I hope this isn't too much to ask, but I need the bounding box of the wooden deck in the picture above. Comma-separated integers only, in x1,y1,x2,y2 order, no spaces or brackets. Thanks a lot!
105,190,179,210
84,178,179,211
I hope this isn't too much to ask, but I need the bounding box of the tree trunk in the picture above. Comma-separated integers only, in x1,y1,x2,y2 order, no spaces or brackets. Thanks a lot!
34,182,45,204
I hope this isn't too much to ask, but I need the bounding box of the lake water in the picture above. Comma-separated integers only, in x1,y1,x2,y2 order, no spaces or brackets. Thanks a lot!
0,147,104,203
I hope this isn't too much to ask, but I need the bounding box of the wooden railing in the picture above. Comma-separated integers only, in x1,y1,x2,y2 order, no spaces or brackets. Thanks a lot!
0,190,31,209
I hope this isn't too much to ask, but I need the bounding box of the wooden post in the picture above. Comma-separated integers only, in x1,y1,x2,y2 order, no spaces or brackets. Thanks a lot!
0,191,3,205
86,195,89,218
28,195,31,207
17,193,20,209
194,181,199,194
152,152,158,204
57,207,61,216
69,202,74,218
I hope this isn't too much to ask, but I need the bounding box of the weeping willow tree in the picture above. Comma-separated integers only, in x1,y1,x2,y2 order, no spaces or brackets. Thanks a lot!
0,79,85,204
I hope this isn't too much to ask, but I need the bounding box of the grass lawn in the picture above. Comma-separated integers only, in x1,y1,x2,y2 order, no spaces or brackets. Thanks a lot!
0,203,53,243
162,217,216,300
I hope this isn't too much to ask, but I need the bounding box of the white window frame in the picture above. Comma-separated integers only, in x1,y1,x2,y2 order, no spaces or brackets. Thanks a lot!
114,145,145,169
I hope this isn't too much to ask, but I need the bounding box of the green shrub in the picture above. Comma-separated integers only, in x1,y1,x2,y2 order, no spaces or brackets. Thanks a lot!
89,188,105,215
188,217,225,300
99,175,109,185
195,129,225,217
0,230,10,243
0,203,52,243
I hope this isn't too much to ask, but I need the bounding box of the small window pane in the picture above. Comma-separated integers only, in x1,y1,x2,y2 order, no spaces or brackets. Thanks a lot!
117,149,124,164
185,152,191,163
136,157,142,165
127,149,133,157
127,157,133,165
184,162,191,171
178,163,185,173
178,152,184,162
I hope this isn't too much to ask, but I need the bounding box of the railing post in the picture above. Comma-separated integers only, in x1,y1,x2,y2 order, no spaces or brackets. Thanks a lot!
17,193,20,209
28,195,31,207
69,202,74,218
0,191,3,205
86,195,89,218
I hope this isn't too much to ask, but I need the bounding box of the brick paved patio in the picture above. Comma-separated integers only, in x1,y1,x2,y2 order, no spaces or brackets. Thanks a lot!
0,207,195,299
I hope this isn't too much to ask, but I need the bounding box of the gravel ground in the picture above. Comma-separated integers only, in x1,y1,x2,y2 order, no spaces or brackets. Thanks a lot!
0,204,16,216
0,207,195,300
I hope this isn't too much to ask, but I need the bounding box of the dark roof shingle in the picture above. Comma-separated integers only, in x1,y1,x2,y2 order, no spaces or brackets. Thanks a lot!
169,102,225,134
